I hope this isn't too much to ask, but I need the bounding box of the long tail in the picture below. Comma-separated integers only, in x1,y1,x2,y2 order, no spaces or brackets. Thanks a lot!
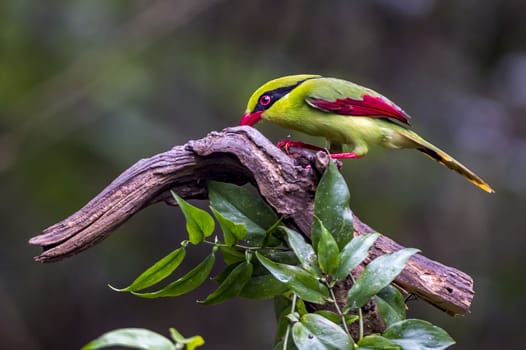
401,131,494,193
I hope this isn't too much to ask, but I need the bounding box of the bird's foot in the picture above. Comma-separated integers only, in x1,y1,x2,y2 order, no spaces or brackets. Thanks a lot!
276,140,325,153
277,140,362,159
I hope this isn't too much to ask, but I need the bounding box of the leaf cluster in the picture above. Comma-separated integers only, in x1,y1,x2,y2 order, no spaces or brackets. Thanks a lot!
82,328,204,350
86,162,454,350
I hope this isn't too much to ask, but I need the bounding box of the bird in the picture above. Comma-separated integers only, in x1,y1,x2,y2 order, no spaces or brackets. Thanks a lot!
240,74,494,193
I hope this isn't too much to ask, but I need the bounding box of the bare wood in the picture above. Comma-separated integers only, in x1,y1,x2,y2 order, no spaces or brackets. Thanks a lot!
29,126,473,316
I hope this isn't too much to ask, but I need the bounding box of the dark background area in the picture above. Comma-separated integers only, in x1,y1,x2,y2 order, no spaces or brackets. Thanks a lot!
1,0,525,349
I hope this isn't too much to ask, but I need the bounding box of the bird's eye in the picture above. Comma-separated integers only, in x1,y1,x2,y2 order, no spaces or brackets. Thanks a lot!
259,95,272,106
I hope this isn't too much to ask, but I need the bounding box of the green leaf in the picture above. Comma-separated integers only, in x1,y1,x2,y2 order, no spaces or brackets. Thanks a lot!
220,246,246,265
239,273,288,299
81,328,175,350
173,193,215,245
211,207,246,246
132,253,215,298
283,226,319,275
256,252,330,304
208,181,277,244
313,310,359,329
375,285,406,326
199,261,253,305
295,298,309,316
169,328,205,350
315,217,340,276
292,313,353,350
383,319,455,350
109,247,186,292
347,248,419,309
211,262,239,284
313,161,354,250
357,335,400,349
264,250,299,265
335,232,380,281
345,314,360,325
313,310,341,324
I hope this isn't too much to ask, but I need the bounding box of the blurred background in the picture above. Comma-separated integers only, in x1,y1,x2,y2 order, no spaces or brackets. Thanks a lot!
1,0,524,349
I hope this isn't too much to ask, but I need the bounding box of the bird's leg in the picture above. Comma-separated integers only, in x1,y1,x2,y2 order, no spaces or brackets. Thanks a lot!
329,142,367,159
330,152,363,159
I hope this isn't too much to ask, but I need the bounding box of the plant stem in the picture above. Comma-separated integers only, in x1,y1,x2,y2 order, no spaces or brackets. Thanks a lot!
349,274,363,344
328,286,350,336
202,239,257,250
283,293,298,350
267,217,284,234
358,307,364,341
327,284,357,348
202,239,289,252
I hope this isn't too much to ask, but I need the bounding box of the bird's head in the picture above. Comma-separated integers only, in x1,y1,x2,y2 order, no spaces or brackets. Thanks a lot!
240,74,320,126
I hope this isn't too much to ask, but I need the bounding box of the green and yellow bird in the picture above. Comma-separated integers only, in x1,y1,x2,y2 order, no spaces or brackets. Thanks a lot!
240,74,494,193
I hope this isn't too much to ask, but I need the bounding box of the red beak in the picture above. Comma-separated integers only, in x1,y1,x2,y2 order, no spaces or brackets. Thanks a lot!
240,111,263,126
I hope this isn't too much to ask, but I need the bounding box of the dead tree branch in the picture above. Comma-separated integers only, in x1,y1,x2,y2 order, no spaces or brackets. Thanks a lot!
29,126,473,316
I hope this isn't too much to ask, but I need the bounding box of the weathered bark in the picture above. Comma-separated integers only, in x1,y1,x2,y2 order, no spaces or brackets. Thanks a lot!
29,126,474,318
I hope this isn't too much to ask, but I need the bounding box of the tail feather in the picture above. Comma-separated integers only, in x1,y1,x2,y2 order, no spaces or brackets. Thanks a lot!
401,132,494,193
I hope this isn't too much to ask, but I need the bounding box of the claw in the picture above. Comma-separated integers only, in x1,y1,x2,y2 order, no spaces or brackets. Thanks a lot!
276,140,325,153
276,140,302,152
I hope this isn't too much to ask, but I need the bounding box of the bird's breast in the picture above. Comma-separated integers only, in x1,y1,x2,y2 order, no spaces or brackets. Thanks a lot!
266,107,387,145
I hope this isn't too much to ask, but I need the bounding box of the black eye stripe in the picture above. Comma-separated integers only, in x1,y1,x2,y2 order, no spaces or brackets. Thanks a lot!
254,89,287,111
253,78,314,112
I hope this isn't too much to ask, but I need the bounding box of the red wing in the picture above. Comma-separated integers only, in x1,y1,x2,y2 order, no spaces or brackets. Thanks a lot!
306,94,411,125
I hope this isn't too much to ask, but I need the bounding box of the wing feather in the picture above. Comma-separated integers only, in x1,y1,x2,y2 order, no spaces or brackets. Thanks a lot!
304,78,411,125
